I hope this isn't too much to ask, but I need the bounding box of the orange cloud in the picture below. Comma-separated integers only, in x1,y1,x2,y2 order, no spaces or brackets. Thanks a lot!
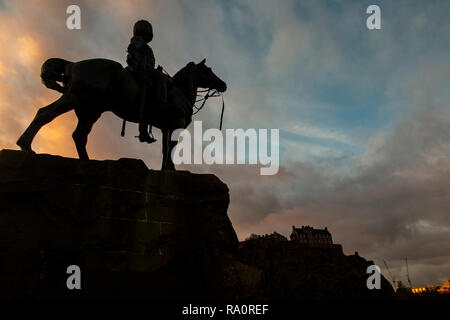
17,35,42,67
0,7,75,156
35,111,78,158
0,60,6,76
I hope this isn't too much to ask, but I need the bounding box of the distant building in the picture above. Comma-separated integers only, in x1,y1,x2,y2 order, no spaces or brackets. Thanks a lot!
438,280,450,294
266,232,288,242
245,231,288,242
409,279,450,296
240,226,342,254
290,225,333,245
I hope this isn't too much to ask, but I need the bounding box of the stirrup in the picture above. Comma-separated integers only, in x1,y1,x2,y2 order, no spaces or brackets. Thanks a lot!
148,131,157,144
137,132,157,144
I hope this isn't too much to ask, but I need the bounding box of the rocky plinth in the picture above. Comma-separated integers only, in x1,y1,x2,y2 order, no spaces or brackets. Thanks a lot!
0,149,236,299
0,150,394,299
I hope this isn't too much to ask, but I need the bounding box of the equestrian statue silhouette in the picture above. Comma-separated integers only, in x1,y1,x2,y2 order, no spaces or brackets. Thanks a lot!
16,20,227,170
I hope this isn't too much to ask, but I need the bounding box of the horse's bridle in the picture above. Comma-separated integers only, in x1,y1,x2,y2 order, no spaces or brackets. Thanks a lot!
193,89,225,130
162,66,226,130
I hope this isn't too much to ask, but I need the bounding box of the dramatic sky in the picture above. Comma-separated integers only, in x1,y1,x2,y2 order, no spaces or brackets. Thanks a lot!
1,0,449,287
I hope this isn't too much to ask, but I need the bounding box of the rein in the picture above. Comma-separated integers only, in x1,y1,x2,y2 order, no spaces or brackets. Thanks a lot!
163,66,225,129
193,89,225,130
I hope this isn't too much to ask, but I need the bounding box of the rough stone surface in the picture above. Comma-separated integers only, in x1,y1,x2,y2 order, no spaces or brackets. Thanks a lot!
0,149,236,299
0,149,394,299
236,241,395,299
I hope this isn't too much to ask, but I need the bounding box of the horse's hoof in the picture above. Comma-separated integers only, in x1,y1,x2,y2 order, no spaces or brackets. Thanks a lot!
161,167,176,171
17,143,34,153
138,132,157,144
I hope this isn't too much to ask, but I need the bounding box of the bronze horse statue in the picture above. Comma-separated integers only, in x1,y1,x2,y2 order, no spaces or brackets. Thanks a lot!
16,58,226,170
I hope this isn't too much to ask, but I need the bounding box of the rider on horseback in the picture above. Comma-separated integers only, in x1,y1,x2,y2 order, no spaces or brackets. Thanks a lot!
126,20,167,144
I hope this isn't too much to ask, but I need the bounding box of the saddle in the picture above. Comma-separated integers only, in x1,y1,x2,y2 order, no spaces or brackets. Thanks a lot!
120,66,172,137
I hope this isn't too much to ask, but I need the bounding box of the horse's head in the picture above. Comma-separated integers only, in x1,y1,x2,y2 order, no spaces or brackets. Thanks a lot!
192,59,227,93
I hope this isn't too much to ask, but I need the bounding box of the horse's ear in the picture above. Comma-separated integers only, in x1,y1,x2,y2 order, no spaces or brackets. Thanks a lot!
199,58,206,65
187,62,195,68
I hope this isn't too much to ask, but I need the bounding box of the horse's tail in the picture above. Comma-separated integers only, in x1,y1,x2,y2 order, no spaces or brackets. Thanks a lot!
40,58,73,93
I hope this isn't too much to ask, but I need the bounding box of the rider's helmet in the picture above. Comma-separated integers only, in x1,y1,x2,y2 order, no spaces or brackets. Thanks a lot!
133,20,153,43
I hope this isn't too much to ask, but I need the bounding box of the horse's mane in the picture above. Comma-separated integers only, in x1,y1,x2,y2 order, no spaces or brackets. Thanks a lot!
172,62,195,86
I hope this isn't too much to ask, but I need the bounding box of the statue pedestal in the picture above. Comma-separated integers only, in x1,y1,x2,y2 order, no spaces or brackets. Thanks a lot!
0,150,237,299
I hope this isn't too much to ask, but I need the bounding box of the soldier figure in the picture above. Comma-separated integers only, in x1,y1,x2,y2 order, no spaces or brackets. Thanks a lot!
126,20,167,144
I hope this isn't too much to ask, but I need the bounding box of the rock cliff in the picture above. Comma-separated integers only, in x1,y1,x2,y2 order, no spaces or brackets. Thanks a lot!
0,149,394,299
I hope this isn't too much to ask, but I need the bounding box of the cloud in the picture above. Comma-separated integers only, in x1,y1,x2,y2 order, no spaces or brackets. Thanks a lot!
223,107,450,287
265,21,307,75
290,122,352,145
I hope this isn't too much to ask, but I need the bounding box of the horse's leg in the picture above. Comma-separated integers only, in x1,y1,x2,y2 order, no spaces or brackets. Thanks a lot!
161,128,168,170
165,129,177,171
16,96,73,152
72,112,101,160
